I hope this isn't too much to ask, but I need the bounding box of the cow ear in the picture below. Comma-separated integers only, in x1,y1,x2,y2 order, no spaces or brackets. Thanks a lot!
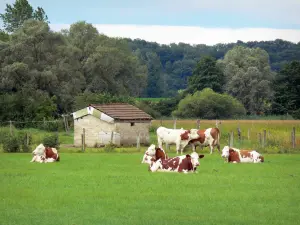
186,154,191,158
199,154,205,158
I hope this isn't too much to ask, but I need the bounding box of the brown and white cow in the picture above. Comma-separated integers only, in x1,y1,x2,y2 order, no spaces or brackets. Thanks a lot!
30,144,60,163
141,144,168,164
157,126,200,155
188,127,220,154
221,146,264,163
149,152,205,173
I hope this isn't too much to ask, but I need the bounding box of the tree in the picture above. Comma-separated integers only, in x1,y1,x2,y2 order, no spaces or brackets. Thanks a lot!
218,46,275,114
0,0,49,33
272,61,300,117
187,56,224,94
172,88,246,119
0,29,9,42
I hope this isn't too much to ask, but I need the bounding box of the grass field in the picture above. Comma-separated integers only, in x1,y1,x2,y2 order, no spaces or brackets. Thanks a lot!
1,153,300,225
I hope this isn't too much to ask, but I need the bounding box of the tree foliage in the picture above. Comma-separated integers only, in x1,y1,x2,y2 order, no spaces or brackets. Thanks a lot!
187,56,224,94
173,88,246,119
218,46,275,114
0,0,49,33
272,61,300,117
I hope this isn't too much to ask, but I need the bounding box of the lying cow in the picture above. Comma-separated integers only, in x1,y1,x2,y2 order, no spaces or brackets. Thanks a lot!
30,143,60,163
141,144,168,164
188,127,220,154
221,146,264,163
157,126,200,154
149,152,205,173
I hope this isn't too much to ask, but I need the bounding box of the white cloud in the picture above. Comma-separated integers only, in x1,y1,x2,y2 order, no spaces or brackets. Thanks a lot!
50,24,300,46
161,0,300,24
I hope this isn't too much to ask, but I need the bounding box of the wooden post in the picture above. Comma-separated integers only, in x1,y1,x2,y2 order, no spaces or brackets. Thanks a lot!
136,133,140,149
9,120,12,136
82,128,85,152
263,130,267,147
196,119,200,129
166,143,170,151
43,117,46,127
173,118,177,129
26,133,29,145
228,133,230,146
230,131,234,147
110,131,114,143
258,133,262,147
237,127,241,141
247,129,250,140
292,127,296,148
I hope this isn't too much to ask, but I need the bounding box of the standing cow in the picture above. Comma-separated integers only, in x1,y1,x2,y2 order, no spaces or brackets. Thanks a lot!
156,126,200,154
188,127,220,154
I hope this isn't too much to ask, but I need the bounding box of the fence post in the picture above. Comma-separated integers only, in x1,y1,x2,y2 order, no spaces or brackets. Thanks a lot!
247,129,250,140
292,127,296,148
215,120,218,128
230,131,234,147
258,133,262,147
237,127,241,141
263,130,267,148
9,120,12,136
26,133,29,145
228,133,230,146
166,143,170,151
82,128,85,152
196,119,200,129
136,133,140,149
173,118,177,129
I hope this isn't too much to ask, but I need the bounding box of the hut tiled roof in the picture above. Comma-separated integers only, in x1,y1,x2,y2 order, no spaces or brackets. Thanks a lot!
90,103,152,121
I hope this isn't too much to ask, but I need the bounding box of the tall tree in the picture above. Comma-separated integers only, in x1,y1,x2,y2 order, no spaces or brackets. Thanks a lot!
187,56,224,94
218,46,275,114
272,61,300,116
0,0,49,33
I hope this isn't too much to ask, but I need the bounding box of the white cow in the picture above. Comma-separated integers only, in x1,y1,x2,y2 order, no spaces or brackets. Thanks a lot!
156,126,200,154
30,144,59,163
141,144,156,164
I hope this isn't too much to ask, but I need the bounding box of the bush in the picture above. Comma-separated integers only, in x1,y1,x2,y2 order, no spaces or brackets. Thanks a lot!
103,142,116,152
43,134,59,149
3,136,20,153
172,88,246,119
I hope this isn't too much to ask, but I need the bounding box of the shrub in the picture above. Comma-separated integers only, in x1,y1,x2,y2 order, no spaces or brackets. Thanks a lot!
172,88,246,119
103,142,116,152
3,136,20,153
43,134,59,149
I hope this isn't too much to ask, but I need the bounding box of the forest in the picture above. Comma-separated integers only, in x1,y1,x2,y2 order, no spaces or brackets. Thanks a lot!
0,0,300,122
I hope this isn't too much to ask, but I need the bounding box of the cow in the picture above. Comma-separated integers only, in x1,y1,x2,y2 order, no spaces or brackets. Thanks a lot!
30,143,60,163
188,127,220,154
221,146,264,163
149,152,205,173
156,126,200,154
141,144,168,164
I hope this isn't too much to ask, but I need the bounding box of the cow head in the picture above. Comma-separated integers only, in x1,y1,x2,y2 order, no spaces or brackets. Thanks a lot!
189,152,205,167
32,144,46,156
221,146,230,158
141,144,157,164
180,129,200,141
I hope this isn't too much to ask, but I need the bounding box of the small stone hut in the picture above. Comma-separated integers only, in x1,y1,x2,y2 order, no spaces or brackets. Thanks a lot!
72,103,152,147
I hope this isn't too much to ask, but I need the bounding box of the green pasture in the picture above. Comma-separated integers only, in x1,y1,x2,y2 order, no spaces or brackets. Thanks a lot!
0,153,299,225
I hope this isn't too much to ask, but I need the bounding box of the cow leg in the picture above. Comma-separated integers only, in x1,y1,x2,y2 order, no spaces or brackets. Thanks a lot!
30,155,37,162
157,137,163,149
210,145,213,154
191,143,196,152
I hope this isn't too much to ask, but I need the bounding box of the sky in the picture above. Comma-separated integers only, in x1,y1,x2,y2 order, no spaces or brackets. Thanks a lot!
1,0,300,45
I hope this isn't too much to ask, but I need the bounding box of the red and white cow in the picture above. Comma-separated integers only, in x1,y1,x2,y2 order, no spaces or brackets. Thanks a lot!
188,127,220,154
149,152,205,173
30,144,60,163
141,144,168,164
221,146,264,163
157,126,200,154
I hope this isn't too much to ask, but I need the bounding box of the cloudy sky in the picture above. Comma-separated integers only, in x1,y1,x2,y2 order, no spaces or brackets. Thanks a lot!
1,0,300,45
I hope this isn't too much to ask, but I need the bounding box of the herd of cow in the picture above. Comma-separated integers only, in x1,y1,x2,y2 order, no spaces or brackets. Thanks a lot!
141,126,265,173
29,126,264,174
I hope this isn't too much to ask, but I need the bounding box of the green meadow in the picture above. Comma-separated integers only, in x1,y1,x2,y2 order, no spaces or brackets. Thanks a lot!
0,153,299,225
